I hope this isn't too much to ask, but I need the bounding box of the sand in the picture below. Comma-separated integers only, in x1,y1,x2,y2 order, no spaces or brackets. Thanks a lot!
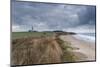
60,35,96,61
12,37,63,65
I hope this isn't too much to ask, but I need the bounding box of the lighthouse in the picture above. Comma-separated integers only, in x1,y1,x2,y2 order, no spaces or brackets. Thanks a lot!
32,26,33,31
28,26,34,32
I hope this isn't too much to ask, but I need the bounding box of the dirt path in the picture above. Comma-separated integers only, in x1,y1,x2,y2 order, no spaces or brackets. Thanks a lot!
60,35,96,61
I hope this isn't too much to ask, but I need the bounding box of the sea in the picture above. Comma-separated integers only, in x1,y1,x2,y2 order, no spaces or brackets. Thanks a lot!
73,33,96,43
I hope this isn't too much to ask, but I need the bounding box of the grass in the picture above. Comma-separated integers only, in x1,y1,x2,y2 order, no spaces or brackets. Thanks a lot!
55,37,76,62
12,36,63,65
11,32,76,65
12,32,54,39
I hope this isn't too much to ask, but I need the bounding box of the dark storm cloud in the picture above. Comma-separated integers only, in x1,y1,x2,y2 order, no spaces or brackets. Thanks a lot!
77,6,96,25
11,1,96,33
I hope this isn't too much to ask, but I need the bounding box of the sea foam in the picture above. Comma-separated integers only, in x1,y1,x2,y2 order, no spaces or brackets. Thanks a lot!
73,33,95,43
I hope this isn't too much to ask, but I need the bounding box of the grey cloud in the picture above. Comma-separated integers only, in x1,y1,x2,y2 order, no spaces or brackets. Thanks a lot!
12,1,96,32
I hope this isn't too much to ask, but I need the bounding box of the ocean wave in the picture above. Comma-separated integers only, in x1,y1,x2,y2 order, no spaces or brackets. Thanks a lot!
73,34,95,43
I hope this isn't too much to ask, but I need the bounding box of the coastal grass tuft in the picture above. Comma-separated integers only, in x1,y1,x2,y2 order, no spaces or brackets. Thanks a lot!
12,32,77,65
55,37,76,62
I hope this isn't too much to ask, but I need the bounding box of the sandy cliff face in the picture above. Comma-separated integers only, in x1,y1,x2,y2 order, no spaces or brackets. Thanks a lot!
11,37,63,65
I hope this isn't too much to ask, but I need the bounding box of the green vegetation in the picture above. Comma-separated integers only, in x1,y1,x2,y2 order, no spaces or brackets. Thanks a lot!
55,37,76,62
12,32,54,39
12,32,76,65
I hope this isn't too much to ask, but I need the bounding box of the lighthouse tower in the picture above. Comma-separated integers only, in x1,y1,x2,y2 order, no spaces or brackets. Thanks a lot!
32,26,33,31
28,26,34,32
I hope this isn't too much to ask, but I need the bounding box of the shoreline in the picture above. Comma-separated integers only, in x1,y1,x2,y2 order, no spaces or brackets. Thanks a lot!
60,35,96,61
72,34,95,43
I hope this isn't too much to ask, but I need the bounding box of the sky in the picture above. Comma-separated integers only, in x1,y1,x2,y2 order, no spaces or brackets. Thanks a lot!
11,0,96,33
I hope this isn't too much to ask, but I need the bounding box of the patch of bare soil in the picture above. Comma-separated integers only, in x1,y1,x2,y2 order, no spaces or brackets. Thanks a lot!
11,37,64,65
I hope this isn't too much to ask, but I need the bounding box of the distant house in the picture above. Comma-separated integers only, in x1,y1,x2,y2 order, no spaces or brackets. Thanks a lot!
28,30,32,32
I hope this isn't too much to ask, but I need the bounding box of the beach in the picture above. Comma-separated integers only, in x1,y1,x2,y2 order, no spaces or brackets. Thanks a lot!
12,32,96,65
60,35,96,61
